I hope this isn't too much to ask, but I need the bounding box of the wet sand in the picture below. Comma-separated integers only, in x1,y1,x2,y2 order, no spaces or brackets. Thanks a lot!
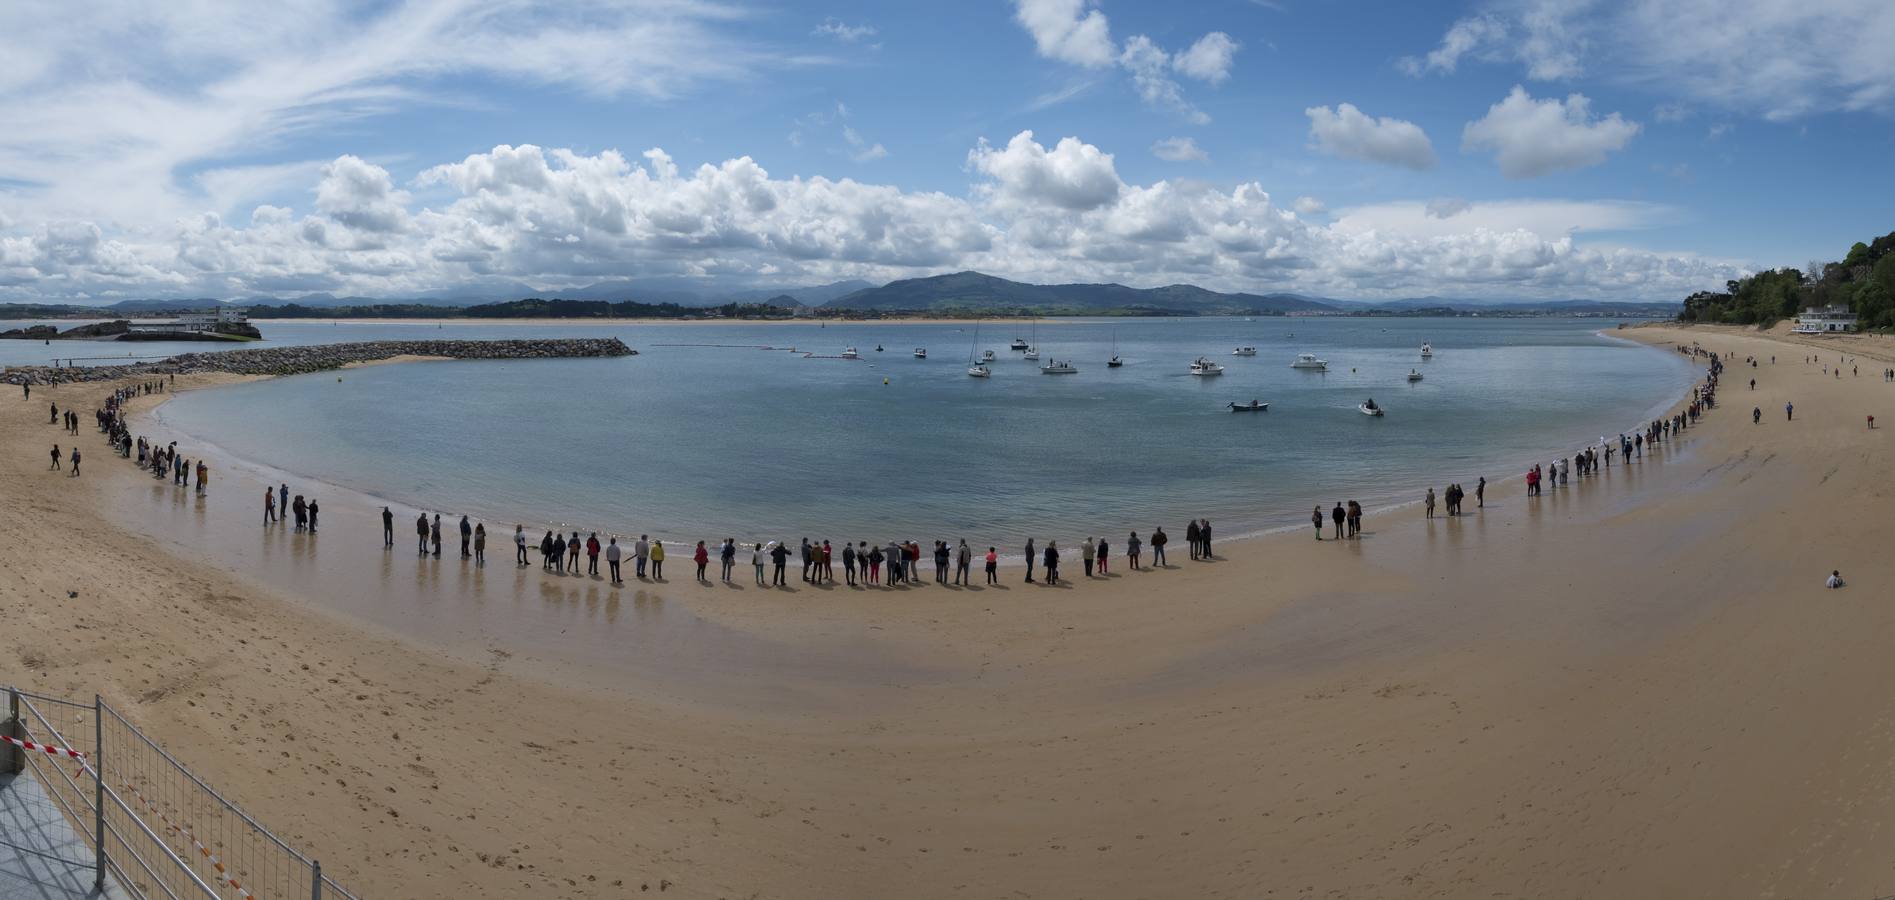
4,325,1895,898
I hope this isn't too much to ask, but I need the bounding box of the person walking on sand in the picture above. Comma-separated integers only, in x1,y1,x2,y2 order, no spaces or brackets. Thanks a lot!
459,515,473,558
1151,527,1167,566
1127,531,1141,570
1044,541,1060,585
693,541,709,582
1200,519,1213,558
49,444,60,470
607,537,623,584
381,506,394,546
473,524,486,566
635,535,650,578
1024,538,1037,583
1185,520,1201,560
750,543,765,586
1347,501,1362,538
417,514,430,554
1425,487,1436,519
1096,536,1110,576
265,488,277,526
649,540,665,579
279,484,289,521
1785,401,1793,421
1331,502,1346,540
956,539,972,585
430,514,442,557
515,526,528,566
721,538,736,582
770,540,790,586
306,498,318,532
1082,536,1096,577
69,447,80,476
985,547,998,584
1753,406,1761,425
587,533,601,576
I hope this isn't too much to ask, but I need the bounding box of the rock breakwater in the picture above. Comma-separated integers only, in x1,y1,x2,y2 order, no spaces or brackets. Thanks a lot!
2,338,634,385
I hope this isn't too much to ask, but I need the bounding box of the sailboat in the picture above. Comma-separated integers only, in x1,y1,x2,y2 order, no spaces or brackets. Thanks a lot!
1107,328,1123,367
1022,318,1039,360
967,320,991,378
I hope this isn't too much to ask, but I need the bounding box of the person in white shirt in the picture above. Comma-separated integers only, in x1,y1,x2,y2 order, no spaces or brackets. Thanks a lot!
605,537,623,585
752,543,766,586
514,526,528,566
634,536,650,578
1826,570,1846,589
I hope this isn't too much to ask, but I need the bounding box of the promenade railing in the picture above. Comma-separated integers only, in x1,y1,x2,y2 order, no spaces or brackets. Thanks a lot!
3,685,361,900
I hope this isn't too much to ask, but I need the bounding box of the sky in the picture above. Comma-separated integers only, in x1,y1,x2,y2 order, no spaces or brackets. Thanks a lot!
2,0,1893,305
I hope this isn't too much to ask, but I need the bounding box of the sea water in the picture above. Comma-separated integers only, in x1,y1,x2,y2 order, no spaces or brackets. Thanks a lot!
144,317,1696,548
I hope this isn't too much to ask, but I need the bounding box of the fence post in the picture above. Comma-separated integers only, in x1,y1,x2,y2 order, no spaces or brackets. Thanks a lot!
4,687,19,775
312,859,323,900
94,694,105,890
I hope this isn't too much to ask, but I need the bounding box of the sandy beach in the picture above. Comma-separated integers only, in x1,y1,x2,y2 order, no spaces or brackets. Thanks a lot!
4,323,1894,898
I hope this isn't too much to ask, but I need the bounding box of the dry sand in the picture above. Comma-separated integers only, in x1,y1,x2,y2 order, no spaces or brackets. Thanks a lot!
3,324,1894,899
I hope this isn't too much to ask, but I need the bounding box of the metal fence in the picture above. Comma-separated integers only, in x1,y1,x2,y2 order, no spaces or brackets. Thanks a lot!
3,686,361,900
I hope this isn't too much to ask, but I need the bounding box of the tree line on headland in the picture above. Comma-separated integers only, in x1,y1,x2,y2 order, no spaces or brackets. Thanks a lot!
1679,230,1895,329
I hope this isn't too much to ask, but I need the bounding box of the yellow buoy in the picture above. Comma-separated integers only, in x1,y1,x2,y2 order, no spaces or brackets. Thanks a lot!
883,377,889,385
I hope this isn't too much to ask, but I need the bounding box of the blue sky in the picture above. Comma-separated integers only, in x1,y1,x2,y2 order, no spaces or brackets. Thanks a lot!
2,0,1892,304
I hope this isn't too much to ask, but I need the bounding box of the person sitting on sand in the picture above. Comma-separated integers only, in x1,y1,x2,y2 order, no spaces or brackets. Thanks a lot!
1827,570,1846,589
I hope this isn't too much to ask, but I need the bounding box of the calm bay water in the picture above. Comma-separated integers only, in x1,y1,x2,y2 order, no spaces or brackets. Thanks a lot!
137,317,1693,547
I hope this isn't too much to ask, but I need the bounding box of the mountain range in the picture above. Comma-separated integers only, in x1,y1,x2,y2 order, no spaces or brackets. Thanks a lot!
4,272,1681,316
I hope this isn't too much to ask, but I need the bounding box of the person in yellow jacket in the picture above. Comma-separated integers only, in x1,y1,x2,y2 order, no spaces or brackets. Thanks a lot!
195,460,208,495
648,540,665,580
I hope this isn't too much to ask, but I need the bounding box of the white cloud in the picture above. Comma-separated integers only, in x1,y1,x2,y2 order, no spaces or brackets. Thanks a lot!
0,132,1746,305
1398,14,1505,76
1404,0,1895,119
1652,102,1691,123
0,0,789,238
1425,198,1472,219
842,126,889,162
1010,2,1232,121
1462,86,1640,178
1707,123,1734,141
968,131,1122,212
1294,196,1327,216
1120,36,1208,124
1151,137,1209,162
813,18,877,42
1174,32,1239,84
1305,103,1437,170
1012,0,1116,67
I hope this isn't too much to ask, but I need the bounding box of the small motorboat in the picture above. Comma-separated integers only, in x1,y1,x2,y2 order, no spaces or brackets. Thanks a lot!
1022,346,1040,360
1359,399,1385,417
1291,353,1327,370
1232,347,1257,356
1010,338,1029,350
1040,360,1078,374
914,348,927,359
1228,400,1269,412
980,349,996,362
1107,356,1123,368
1190,357,1225,376
1407,369,1423,382
841,346,860,359
968,364,991,378
1420,342,1434,359
875,344,884,352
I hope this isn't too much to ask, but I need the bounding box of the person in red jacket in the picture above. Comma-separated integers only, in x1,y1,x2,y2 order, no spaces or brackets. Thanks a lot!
693,541,710,582
586,533,601,576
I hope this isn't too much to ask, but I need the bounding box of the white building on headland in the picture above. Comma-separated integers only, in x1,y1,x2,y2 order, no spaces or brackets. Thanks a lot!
128,306,249,334
1791,305,1857,334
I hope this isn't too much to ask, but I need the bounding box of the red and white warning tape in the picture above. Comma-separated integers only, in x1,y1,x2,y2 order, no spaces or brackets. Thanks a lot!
122,781,258,900
0,733,88,761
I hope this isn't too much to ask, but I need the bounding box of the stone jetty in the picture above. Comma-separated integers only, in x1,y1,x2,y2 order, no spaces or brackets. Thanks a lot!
1,338,634,385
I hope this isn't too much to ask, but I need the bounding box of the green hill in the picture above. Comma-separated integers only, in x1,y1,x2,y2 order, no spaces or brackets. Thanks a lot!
824,271,1335,315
